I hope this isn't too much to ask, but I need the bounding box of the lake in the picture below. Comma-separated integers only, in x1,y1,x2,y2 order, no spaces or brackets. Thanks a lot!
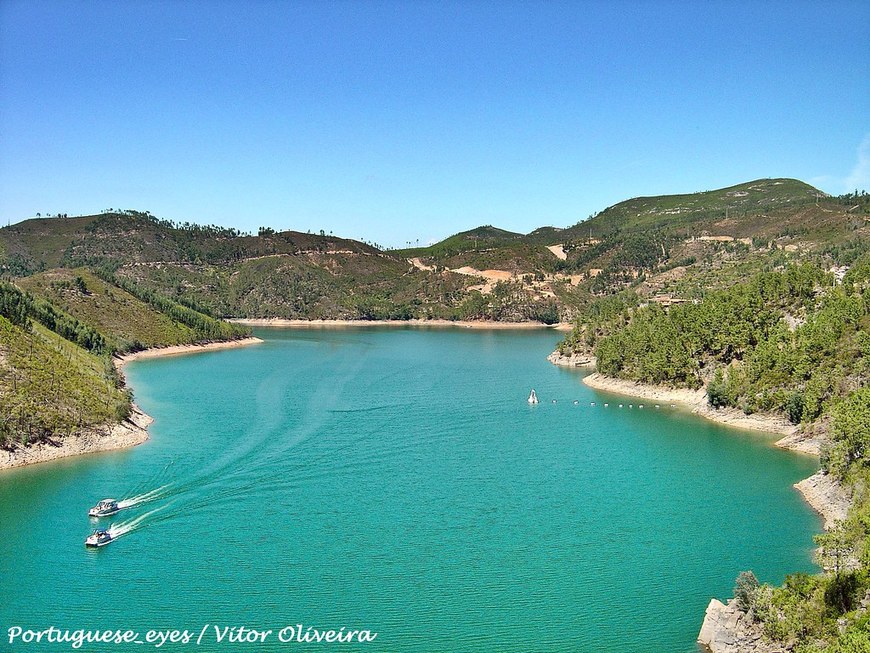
0,327,819,652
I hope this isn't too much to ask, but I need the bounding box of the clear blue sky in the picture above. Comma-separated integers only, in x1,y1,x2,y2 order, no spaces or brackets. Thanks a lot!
1,0,867,248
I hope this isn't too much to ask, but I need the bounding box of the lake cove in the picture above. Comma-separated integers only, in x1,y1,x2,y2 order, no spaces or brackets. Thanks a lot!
0,327,819,652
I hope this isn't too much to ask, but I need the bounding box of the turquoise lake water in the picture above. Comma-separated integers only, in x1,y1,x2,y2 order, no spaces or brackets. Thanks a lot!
0,327,820,652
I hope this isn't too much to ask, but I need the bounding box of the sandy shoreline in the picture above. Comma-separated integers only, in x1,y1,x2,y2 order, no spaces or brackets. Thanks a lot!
231,318,573,331
0,337,263,471
116,336,264,362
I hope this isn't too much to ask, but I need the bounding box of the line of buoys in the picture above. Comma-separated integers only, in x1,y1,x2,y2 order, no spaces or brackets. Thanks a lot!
526,395,679,409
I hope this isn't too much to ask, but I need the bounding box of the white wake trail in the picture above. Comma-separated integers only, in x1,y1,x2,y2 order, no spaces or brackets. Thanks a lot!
117,484,170,509
107,505,169,539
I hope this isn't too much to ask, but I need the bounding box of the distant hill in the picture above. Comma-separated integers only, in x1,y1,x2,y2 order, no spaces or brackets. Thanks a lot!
566,178,824,237
0,210,379,275
2,180,867,325
0,211,555,322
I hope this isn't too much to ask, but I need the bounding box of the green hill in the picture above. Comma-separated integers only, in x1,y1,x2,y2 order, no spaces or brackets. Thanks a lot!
15,268,204,352
0,316,130,448
2,180,867,326
565,178,823,237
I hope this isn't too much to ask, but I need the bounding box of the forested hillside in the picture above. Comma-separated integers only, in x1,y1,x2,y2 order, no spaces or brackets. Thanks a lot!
0,274,250,450
0,313,130,449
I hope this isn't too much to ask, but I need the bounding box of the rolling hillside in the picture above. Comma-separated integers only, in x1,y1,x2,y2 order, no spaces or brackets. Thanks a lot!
2,180,867,327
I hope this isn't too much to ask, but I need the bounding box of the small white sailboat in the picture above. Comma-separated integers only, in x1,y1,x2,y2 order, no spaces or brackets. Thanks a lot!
527,389,539,404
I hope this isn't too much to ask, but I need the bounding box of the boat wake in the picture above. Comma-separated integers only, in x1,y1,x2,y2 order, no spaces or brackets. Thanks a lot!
117,485,170,510
105,506,169,540
96,348,384,536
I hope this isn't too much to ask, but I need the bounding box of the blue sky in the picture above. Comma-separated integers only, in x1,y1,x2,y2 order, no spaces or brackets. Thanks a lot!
1,1,867,248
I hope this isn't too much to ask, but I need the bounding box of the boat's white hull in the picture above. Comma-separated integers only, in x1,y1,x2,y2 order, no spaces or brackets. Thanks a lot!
88,509,120,518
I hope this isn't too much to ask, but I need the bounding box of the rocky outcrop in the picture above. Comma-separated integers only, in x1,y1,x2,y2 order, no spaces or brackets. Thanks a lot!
697,599,783,653
774,430,823,456
547,351,595,367
794,470,851,531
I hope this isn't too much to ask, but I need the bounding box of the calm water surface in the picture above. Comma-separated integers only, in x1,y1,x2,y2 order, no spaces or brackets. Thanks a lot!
0,328,819,652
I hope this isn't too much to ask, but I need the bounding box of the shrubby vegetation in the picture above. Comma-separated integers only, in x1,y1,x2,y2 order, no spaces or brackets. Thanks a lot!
27,296,109,355
0,281,29,327
94,268,250,342
0,318,130,448
561,263,866,428
1,280,108,354
453,282,561,323
1,269,252,449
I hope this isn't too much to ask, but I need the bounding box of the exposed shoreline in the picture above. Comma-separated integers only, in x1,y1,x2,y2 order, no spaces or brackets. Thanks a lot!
0,404,153,471
580,371,802,440
793,470,851,531
231,317,573,331
0,337,263,471
547,351,596,367
116,336,264,362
